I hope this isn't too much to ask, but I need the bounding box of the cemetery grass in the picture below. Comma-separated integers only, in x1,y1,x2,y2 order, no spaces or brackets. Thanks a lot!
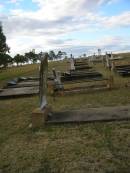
0,61,130,173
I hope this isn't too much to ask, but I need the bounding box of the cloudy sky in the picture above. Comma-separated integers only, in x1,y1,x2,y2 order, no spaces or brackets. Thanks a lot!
0,0,130,56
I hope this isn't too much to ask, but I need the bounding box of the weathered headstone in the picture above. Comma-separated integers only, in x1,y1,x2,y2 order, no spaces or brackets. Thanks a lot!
106,53,111,69
52,68,64,91
32,52,51,128
70,56,75,71
111,61,115,71
39,53,48,110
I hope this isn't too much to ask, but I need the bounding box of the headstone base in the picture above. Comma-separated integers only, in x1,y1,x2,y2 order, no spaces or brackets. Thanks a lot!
32,106,51,128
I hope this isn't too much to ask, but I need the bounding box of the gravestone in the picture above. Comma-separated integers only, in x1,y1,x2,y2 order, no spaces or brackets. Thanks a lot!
106,53,111,69
32,52,51,128
52,68,64,97
70,57,75,70
39,53,48,110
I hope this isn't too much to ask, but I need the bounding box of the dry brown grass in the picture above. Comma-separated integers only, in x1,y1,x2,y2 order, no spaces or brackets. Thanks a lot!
0,60,130,173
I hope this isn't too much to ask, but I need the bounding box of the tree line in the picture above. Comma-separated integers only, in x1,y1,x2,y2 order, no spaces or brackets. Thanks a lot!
0,23,67,68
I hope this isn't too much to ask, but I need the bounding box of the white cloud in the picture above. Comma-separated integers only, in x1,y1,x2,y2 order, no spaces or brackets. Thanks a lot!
0,0,130,56
102,11,130,28
0,4,4,11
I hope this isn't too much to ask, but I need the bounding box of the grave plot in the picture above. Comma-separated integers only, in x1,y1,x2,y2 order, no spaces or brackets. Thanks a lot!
51,58,114,96
104,53,130,77
0,86,39,98
53,76,113,96
6,77,39,88
61,58,102,81
112,61,130,77
5,74,54,88
48,106,130,124
0,67,55,98
0,77,39,98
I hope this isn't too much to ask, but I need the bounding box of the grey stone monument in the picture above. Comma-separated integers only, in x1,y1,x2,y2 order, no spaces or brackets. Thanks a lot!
32,52,51,128
106,53,111,69
70,54,75,70
39,52,48,110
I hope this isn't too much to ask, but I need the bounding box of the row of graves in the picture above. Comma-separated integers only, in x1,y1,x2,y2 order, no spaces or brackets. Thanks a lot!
0,53,130,127
51,57,114,97
0,56,113,98
105,53,130,77
32,54,130,127
0,71,54,99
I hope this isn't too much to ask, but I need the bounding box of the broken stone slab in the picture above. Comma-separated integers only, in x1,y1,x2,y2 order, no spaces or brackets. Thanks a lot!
47,105,130,124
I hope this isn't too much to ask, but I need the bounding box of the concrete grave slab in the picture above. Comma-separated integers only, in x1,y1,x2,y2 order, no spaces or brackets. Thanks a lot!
48,105,130,124
0,86,39,98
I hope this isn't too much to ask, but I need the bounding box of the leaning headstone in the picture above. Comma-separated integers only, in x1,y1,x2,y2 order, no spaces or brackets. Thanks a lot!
32,53,51,128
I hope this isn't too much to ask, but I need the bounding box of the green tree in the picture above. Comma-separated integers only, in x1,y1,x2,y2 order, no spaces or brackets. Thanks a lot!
13,54,25,66
0,23,10,68
0,53,12,68
25,51,38,64
0,23,10,53
49,50,56,60
57,51,66,59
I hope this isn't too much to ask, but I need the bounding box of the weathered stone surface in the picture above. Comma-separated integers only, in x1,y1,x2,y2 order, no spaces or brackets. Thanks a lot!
32,107,50,128
0,87,38,98
48,105,130,123
39,53,48,110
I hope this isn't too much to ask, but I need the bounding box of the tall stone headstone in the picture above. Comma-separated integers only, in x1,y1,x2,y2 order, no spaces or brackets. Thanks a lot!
39,53,48,110
70,55,75,70
32,52,51,128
